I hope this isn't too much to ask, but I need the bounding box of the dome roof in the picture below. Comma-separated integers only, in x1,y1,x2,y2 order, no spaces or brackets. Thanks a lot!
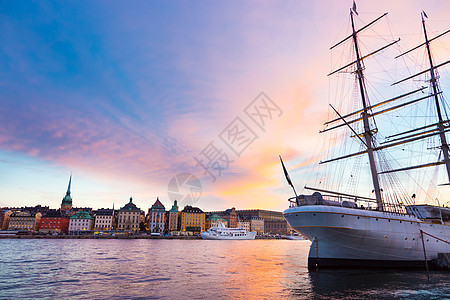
70,211,93,220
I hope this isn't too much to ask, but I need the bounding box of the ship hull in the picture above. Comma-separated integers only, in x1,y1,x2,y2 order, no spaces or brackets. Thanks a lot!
284,205,450,269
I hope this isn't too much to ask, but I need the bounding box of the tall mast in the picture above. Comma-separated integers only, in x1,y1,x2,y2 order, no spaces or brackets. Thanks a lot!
350,10,384,210
421,13,450,182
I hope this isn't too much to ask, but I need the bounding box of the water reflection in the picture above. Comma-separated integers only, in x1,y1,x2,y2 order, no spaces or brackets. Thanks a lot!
0,239,448,299
304,269,449,299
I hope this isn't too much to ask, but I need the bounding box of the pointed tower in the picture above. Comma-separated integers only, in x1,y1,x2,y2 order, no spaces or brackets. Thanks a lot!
61,174,73,212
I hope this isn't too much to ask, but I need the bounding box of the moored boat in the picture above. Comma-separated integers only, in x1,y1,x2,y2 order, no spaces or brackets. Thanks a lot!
286,232,307,240
201,221,256,240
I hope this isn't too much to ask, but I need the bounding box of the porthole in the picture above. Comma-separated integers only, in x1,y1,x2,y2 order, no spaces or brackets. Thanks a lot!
341,215,344,218
405,237,407,240
313,214,316,216
388,220,390,222
376,218,378,221
357,216,360,219
400,221,402,223
412,238,415,241
426,239,429,242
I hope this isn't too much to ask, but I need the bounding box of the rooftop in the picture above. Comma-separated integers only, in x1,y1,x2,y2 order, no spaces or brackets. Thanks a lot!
120,197,140,211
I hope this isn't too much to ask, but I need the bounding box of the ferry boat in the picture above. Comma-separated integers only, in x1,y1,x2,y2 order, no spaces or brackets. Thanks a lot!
201,222,256,240
282,6,450,268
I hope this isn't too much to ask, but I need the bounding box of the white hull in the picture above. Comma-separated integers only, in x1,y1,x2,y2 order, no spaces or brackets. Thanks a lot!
286,235,307,240
201,231,256,240
284,205,450,268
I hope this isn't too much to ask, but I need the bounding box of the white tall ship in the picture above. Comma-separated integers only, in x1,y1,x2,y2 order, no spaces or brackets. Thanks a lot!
283,7,450,268
201,222,256,240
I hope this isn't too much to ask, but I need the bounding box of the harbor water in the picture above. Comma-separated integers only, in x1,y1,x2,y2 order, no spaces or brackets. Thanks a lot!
0,239,448,299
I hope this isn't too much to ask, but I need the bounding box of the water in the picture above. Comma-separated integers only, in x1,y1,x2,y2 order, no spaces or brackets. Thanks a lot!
0,239,448,299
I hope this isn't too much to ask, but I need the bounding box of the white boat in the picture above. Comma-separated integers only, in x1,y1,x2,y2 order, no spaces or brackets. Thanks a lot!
201,222,256,240
286,233,307,240
282,7,450,269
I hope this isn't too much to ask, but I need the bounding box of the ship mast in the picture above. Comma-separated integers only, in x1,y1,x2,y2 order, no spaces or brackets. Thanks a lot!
421,13,450,182
350,10,384,210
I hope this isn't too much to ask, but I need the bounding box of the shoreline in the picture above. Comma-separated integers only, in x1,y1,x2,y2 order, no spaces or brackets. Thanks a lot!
0,235,292,240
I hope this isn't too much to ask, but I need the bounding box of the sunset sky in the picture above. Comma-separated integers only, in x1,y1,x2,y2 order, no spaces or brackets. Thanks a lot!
1,0,449,212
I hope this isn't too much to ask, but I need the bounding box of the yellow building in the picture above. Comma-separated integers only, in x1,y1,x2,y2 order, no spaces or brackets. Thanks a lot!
180,206,205,234
250,218,264,235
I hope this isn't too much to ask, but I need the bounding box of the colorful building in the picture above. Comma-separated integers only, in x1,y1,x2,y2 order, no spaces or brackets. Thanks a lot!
94,209,115,231
220,207,237,228
69,211,94,233
166,200,179,232
0,210,5,230
1,210,12,230
117,197,141,231
39,210,70,234
180,206,205,233
147,197,165,233
205,214,228,231
8,211,42,231
61,174,73,213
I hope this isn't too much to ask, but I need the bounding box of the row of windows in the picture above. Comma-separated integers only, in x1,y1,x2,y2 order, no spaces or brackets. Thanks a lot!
95,220,111,224
10,221,34,225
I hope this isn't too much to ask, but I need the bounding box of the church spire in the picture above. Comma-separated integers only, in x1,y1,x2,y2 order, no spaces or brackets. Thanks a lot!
66,172,72,195
61,172,73,212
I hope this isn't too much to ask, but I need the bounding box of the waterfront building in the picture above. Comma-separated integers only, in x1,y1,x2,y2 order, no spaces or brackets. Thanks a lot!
0,210,5,230
236,209,284,221
249,217,264,235
218,207,237,228
239,219,251,232
68,211,94,233
180,205,205,233
147,197,165,233
117,197,141,231
205,214,228,231
61,174,73,213
39,210,70,234
8,211,42,231
165,200,179,232
264,219,289,235
1,210,13,230
94,209,115,231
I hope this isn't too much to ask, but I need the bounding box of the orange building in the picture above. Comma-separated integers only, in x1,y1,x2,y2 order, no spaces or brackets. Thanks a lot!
180,206,205,233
